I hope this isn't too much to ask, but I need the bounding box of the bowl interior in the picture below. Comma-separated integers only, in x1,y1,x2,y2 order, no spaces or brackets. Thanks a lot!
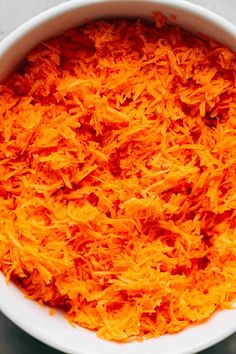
0,1,236,354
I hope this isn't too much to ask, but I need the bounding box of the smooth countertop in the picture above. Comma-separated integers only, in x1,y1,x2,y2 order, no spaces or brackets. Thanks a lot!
0,1,235,353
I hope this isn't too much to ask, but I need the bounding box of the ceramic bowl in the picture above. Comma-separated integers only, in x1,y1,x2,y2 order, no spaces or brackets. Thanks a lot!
0,1,236,353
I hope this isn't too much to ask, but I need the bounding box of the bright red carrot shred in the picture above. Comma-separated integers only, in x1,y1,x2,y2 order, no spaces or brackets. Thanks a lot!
0,15,235,342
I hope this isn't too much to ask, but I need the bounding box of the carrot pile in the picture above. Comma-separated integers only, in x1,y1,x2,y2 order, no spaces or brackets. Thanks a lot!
0,15,235,342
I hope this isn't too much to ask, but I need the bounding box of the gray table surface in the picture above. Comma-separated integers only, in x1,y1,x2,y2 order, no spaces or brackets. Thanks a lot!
0,0,236,353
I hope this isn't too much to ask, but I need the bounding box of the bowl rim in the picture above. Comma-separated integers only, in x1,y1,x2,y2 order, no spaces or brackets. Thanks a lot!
1,273,236,354
0,1,236,354
1,0,236,60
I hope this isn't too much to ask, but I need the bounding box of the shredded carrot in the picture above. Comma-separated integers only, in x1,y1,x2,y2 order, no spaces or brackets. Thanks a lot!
0,15,236,342
170,14,177,22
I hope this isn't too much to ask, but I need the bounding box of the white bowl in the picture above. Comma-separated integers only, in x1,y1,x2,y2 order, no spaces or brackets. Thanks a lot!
0,1,236,353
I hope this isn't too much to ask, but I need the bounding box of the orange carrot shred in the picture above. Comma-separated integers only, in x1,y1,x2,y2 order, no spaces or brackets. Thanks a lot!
0,16,236,342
